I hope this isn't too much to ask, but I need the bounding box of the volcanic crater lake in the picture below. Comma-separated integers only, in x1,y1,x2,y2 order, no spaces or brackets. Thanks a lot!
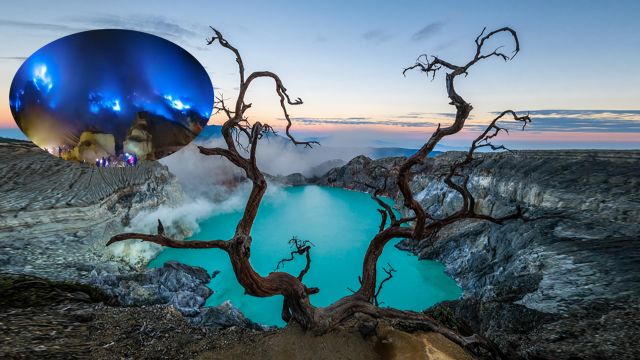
149,185,461,326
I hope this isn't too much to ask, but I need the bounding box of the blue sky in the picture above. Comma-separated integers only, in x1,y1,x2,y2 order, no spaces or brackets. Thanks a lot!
0,0,638,149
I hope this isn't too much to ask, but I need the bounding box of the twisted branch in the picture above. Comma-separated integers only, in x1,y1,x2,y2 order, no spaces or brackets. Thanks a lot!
415,110,531,238
373,263,396,306
107,220,229,250
275,236,315,281
397,26,521,241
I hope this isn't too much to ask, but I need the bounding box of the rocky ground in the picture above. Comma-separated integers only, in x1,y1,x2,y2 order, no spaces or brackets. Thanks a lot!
0,272,472,360
318,150,640,359
0,272,268,359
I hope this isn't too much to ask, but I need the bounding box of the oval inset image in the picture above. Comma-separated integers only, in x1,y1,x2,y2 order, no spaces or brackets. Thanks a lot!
9,29,213,166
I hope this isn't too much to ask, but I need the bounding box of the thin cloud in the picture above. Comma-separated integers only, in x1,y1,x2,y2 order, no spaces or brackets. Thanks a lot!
477,110,640,133
65,14,208,43
396,112,469,120
290,117,438,128
0,56,27,61
396,114,424,119
290,110,640,133
411,22,444,41
0,15,210,49
526,109,640,121
362,28,394,42
433,112,460,118
0,19,87,33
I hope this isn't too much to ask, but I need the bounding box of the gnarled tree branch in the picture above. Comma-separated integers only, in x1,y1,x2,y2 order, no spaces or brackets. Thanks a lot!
373,263,396,306
107,220,230,250
275,236,315,281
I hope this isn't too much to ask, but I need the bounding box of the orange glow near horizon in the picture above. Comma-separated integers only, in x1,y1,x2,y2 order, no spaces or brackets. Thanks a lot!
4,111,640,148
0,109,13,128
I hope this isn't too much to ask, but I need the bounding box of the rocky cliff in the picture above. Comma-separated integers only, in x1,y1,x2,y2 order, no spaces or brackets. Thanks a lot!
0,140,182,278
0,140,217,319
318,150,640,359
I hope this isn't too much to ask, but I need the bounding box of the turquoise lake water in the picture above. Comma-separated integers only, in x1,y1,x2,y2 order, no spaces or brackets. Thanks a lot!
149,185,461,326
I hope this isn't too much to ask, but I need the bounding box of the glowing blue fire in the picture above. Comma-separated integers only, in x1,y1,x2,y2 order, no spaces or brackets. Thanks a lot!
164,95,191,111
10,29,214,150
12,90,25,112
33,65,53,93
88,92,122,113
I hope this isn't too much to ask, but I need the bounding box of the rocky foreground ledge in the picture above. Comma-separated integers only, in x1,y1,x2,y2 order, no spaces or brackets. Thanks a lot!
317,150,640,359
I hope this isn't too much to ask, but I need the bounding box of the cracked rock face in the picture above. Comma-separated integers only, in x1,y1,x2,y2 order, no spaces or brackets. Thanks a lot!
322,150,640,359
0,139,266,331
0,140,183,280
89,261,213,317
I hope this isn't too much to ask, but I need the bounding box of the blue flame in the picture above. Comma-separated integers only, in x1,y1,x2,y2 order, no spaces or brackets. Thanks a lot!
88,92,122,114
11,89,25,112
164,95,191,111
32,64,53,93
10,29,213,143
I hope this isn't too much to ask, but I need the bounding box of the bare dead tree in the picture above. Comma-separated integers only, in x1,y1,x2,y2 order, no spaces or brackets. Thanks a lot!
275,237,314,281
107,26,530,358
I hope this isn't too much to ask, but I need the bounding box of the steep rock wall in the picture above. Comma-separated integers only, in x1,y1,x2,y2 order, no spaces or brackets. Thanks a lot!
0,140,183,280
318,150,640,359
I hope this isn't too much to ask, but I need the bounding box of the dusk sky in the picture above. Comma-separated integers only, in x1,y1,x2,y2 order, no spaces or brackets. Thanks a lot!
1,0,638,149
